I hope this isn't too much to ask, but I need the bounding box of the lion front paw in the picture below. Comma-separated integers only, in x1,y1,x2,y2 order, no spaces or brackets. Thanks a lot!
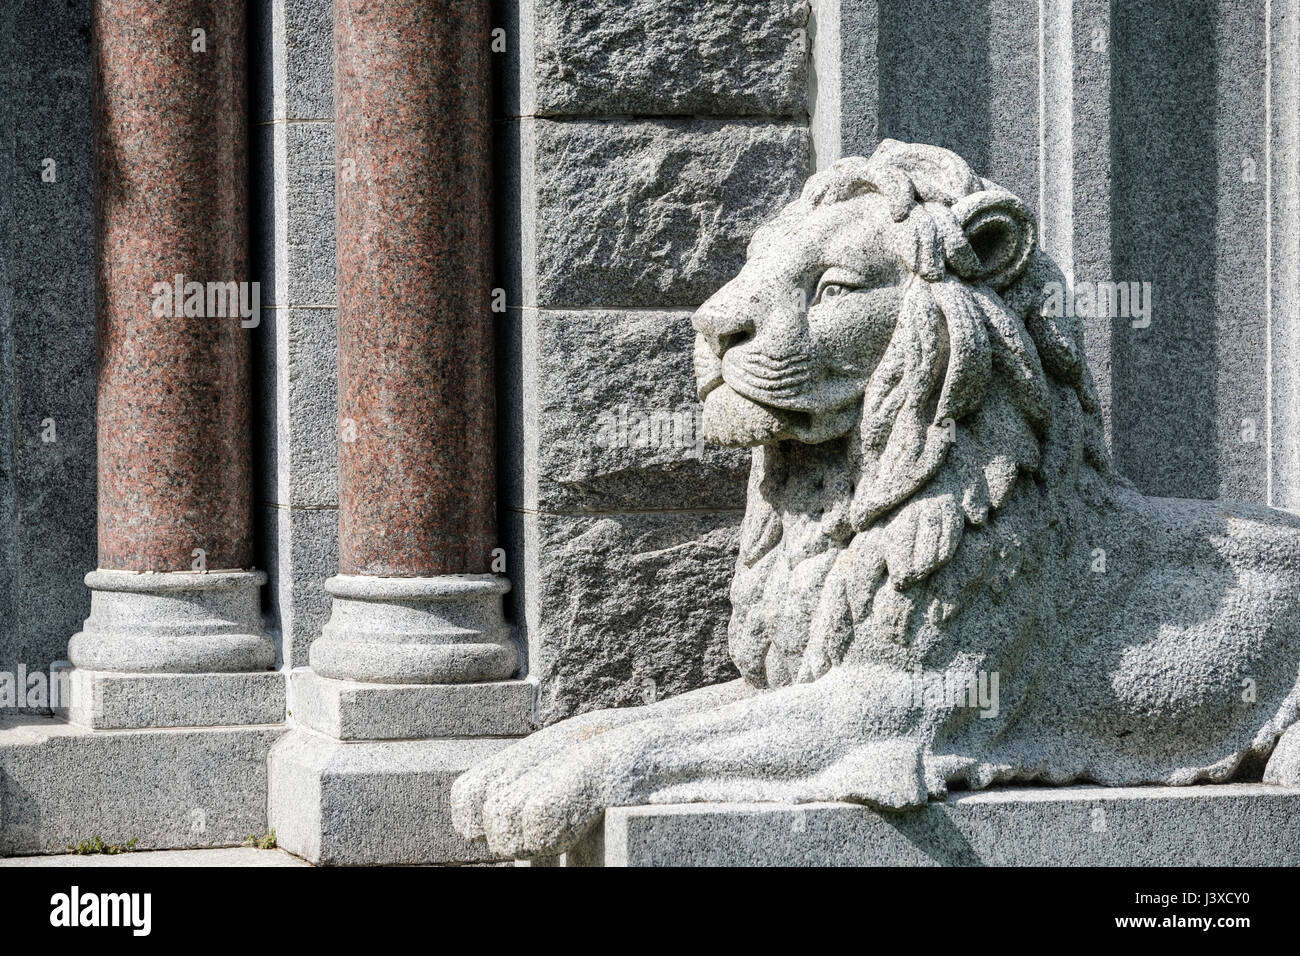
456,672,934,860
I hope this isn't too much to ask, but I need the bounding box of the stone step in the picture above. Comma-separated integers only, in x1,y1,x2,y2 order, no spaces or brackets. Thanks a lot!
0,847,308,867
568,783,1300,866
267,728,517,865
0,716,285,856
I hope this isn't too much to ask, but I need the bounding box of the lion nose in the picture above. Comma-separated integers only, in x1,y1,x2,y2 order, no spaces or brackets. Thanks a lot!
692,289,756,357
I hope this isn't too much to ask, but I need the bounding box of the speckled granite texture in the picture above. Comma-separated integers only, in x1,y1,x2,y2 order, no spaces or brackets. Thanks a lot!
93,0,254,571
334,0,496,576
570,785,1300,866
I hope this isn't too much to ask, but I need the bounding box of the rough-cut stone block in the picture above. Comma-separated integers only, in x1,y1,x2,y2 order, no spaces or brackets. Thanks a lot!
522,309,749,512
267,730,516,865
290,669,535,740
0,717,285,855
573,785,1300,866
60,670,286,730
261,504,337,671
518,510,741,724
531,0,807,117
534,120,809,307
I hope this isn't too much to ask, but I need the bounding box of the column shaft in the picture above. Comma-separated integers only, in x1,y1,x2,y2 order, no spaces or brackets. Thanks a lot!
335,0,497,577
95,0,254,571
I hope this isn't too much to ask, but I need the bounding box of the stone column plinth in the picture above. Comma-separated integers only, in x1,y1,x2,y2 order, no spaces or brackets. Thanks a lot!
305,0,516,688
65,0,280,727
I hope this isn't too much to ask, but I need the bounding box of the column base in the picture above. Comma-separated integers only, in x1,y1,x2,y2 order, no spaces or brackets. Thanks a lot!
58,669,286,730
68,570,275,673
268,729,518,865
308,574,517,684
276,575,527,863
289,669,533,740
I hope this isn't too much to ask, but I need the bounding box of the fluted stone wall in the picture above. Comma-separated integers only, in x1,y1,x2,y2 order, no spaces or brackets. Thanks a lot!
823,0,1298,508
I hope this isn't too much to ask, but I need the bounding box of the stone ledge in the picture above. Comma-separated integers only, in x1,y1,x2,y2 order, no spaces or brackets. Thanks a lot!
0,716,285,855
59,670,286,729
0,847,309,867
569,784,1300,866
289,669,535,740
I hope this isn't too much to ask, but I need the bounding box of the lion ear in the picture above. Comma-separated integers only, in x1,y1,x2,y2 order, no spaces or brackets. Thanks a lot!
951,189,1036,292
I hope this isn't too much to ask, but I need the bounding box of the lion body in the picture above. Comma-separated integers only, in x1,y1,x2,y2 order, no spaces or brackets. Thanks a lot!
731,425,1300,788
712,141,1300,790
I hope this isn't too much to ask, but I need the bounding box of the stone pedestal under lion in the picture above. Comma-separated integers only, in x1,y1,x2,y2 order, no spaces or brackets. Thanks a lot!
451,140,1300,861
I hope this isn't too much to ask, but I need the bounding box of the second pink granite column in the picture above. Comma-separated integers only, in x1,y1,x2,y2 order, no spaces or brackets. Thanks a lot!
309,0,515,684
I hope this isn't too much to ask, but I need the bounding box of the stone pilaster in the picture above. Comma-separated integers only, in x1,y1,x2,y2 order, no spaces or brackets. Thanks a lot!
65,0,281,727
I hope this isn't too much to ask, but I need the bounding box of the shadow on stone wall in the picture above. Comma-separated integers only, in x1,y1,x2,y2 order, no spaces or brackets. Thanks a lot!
0,0,97,692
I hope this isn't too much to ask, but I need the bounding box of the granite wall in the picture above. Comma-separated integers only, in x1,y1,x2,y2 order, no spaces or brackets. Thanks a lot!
820,0,1297,507
0,0,98,689
251,0,339,672
494,0,812,722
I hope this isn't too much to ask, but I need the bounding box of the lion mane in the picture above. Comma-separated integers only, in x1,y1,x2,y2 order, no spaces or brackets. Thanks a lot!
728,141,1121,690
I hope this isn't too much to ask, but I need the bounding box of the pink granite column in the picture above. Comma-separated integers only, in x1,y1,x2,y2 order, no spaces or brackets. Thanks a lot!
308,0,516,684
68,0,273,675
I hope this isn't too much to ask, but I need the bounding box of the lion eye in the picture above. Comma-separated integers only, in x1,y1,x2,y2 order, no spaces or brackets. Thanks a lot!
813,268,869,305
816,281,857,304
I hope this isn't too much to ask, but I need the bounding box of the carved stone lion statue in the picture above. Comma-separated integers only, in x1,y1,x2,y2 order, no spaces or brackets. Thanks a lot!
452,139,1300,860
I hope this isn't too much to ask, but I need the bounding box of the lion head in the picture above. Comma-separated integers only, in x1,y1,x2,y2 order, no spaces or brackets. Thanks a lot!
693,140,1117,689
